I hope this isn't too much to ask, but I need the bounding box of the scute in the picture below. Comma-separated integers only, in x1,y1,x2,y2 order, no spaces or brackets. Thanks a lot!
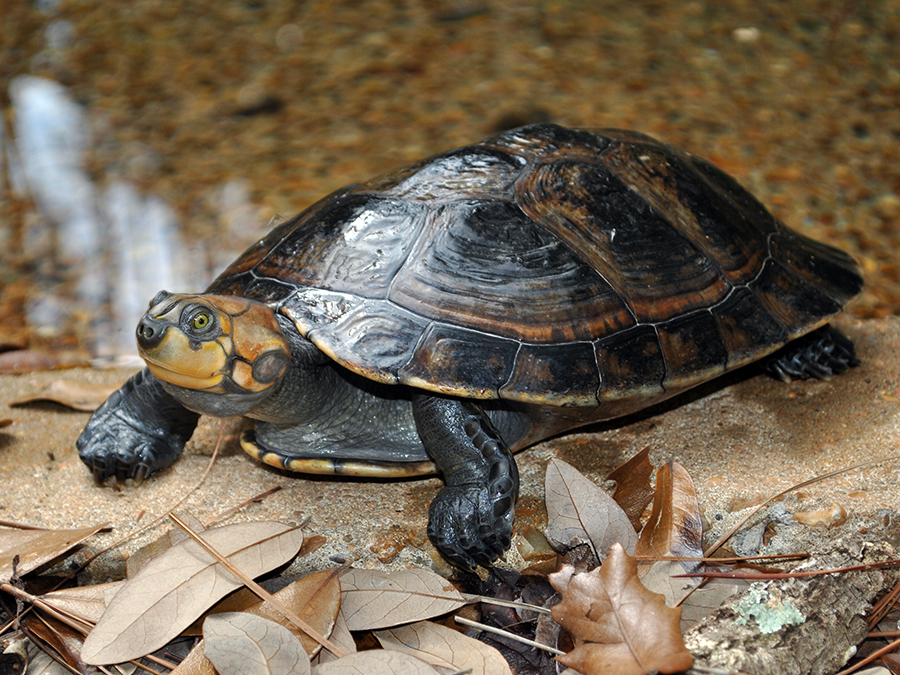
208,124,863,410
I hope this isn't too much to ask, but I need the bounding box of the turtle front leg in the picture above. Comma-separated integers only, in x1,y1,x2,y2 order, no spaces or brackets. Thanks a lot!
77,368,200,483
412,393,519,570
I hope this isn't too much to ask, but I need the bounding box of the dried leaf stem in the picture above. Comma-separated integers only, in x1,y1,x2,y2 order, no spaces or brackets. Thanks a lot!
454,615,565,655
169,513,346,659
704,454,899,556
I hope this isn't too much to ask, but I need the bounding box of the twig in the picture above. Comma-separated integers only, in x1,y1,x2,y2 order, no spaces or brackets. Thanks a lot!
675,558,900,580
473,595,552,615
834,636,900,675
636,552,808,565
704,454,900,556
454,616,565,655
169,513,346,659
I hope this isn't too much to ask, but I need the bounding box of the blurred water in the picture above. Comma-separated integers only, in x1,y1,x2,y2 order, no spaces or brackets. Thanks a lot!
7,76,195,359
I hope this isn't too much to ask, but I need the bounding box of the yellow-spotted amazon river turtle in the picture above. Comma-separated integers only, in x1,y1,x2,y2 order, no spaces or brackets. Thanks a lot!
78,124,863,569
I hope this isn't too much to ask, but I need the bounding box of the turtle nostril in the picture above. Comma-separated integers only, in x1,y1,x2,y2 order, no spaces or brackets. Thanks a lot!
136,317,166,348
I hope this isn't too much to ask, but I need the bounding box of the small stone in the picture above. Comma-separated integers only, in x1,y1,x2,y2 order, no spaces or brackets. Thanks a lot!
793,503,848,528
874,194,900,221
732,27,761,43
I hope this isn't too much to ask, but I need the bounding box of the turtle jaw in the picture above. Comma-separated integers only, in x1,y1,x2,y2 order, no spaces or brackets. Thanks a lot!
136,292,291,407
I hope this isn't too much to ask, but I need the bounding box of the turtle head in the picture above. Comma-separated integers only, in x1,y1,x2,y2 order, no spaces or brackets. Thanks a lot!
136,291,290,413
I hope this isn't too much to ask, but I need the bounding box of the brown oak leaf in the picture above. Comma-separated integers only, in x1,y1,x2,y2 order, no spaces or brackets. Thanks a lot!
607,446,655,531
549,543,693,675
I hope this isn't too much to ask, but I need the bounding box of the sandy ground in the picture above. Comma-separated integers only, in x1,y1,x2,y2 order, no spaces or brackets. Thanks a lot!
0,0,898,587
1,315,898,581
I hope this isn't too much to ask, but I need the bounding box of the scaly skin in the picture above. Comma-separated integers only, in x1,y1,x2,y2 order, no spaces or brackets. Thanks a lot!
412,394,519,570
77,368,199,483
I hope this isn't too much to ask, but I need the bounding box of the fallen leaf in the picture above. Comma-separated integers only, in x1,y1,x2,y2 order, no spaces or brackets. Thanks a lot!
81,521,304,665
549,544,693,675
376,620,511,675
638,560,698,609
607,446,655,531
170,641,217,675
39,581,124,625
0,419,11,429
126,513,206,578
545,458,637,559
10,380,121,411
678,576,751,630
0,524,107,583
635,462,703,576
0,348,92,373
312,611,356,667
312,650,442,674
339,568,468,631
881,654,900,674
204,612,310,675
188,570,341,658
21,612,89,671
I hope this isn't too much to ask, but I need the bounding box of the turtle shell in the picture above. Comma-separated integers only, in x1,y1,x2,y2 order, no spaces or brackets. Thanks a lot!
209,124,863,412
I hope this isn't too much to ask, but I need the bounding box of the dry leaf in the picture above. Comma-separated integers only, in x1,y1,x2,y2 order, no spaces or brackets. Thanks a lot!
881,654,900,674
635,462,703,574
21,612,89,671
0,524,106,583
339,568,468,631
170,640,217,675
376,620,511,675
10,380,121,411
607,446,655,531
126,513,206,578
39,581,124,625
0,348,92,373
549,544,693,675
312,611,356,667
678,576,752,630
204,612,311,675
545,459,637,559
312,650,442,674
638,560,697,609
81,521,304,665
188,570,341,658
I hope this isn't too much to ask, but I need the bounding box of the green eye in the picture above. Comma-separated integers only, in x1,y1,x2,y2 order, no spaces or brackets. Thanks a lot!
192,311,212,331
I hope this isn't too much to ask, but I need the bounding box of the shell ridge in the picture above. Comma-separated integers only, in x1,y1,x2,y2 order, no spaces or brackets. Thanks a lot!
595,140,735,317
498,341,525,400
512,167,641,328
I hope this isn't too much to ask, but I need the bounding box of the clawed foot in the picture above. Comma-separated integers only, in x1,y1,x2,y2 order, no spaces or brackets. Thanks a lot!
76,369,198,484
78,416,176,485
428,483,515,571
767,326,859,382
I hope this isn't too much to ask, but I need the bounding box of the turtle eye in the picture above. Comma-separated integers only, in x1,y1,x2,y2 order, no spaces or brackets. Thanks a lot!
192,312,211,330
184,307,217,335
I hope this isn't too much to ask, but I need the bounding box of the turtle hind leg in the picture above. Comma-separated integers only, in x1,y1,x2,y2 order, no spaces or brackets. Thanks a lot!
765,325,859,383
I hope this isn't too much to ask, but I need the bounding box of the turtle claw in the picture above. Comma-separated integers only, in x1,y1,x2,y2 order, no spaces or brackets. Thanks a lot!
92,463,108,485
132,464,149,486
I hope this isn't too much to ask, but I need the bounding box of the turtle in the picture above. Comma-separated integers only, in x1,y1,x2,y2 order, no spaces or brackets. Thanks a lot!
77,124,863,570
